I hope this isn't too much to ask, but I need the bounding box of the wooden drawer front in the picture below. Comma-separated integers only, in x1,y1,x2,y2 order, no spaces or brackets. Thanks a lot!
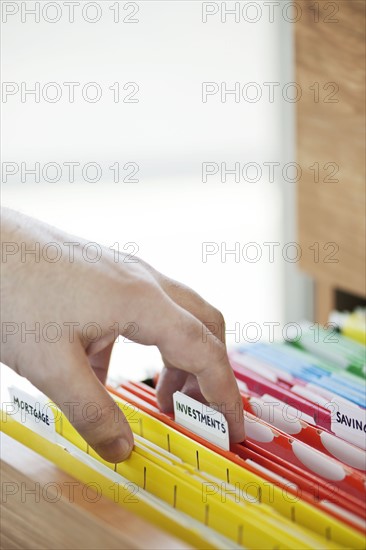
296,1,365,297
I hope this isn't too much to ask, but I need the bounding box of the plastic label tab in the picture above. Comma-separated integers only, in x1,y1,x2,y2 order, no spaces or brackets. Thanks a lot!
173,392,229,450
6,385,56,440
330,397,366,450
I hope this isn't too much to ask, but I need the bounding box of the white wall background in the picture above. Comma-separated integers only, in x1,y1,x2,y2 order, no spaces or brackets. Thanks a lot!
1,1,312,380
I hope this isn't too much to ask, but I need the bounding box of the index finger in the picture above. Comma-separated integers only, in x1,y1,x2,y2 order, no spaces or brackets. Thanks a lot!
154,296,245,443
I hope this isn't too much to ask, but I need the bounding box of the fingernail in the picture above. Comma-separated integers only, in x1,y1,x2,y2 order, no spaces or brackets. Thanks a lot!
95,437,133,463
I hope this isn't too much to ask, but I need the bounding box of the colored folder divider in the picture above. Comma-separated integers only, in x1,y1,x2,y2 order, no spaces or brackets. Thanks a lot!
231,347,365,406
230,355,365,449
237,420,365,507
108,383,366,547
117,381,366,520
60,394,349,549
235,343,366,400
330,309,366,346
125,380,365,482
288,321,366,375
2,366,365,549
243,411,365,496
242,393,366,471
0,413,229,550
1,400,346,550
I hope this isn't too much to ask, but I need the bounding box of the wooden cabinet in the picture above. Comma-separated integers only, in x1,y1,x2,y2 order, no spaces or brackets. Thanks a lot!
296,1,366,323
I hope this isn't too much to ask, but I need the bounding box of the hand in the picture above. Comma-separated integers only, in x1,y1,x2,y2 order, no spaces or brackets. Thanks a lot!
1,207,244,462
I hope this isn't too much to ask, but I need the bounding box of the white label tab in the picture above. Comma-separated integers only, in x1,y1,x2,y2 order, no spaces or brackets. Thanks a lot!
173,391,229,450
330,397,366,450
6,385,56,440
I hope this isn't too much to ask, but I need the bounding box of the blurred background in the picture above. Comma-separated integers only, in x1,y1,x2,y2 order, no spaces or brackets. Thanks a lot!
1,1,312,379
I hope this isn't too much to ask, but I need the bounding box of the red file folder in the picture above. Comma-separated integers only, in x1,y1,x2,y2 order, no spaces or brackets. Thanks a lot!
108,382,366,531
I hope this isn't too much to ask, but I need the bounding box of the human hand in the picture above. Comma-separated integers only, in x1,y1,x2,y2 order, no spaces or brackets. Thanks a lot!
1,208,244,462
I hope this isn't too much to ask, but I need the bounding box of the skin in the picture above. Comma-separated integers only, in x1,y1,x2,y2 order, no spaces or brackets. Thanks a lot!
1,207,244,462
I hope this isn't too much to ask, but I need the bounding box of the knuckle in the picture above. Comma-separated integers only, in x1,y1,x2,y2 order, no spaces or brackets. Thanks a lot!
116,263,159,299
203,305,226,343
210,306,225,328
161,276,226,335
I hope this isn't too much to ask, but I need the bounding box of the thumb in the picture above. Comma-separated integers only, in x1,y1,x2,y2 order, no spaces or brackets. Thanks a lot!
41,344,134,463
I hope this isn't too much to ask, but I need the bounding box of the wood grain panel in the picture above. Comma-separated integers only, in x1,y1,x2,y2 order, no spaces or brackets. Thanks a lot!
296,1,366,299
0,433,190,550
